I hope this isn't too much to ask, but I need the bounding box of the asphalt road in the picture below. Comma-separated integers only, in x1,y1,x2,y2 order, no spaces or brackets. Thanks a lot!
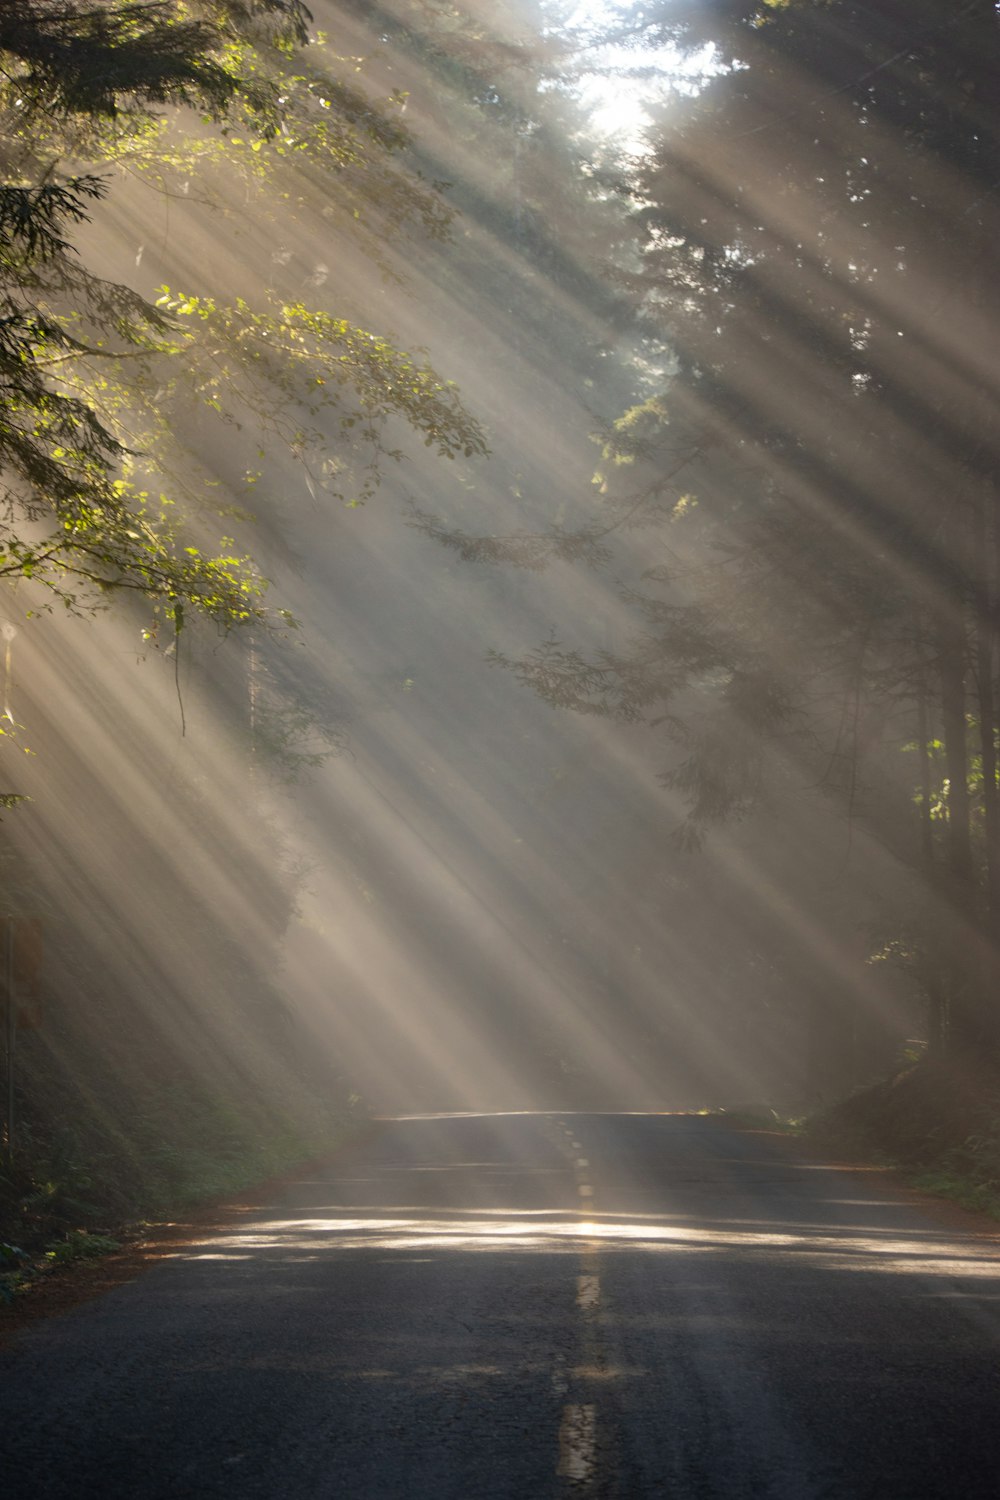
4,1112,1000,1498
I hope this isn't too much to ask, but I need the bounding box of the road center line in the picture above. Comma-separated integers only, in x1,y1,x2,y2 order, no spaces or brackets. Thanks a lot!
576,1272,600,1309
550,1352,569,1397
557,1403,598,1483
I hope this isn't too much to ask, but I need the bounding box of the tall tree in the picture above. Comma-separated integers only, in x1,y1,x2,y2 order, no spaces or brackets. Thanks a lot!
439,0,1000,1068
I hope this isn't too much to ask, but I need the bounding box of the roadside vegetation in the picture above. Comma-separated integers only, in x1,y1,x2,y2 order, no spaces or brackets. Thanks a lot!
1,1079,360,1303
803,1062,1000,1221
710,1061,1000,1223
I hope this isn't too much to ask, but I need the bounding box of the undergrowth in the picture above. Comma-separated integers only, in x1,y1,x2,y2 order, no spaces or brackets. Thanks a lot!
806,1060,1000,1221
1,1083,361,1303
907,1171,1000,1218
908,1113,1000,1219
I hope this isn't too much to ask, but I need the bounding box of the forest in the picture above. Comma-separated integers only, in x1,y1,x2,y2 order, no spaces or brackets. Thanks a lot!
2,0,999,1269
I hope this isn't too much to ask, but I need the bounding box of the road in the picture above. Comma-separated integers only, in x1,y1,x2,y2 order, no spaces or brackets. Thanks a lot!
4,1112,1000,1498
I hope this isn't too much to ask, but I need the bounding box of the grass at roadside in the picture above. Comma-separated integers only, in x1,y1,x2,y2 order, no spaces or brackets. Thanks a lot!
905,1170,1000,1219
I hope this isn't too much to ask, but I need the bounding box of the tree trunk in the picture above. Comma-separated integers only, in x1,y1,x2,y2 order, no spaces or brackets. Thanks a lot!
915,642,947,1051
974,497,1000,918
939,616,973,889
938,607,998,1062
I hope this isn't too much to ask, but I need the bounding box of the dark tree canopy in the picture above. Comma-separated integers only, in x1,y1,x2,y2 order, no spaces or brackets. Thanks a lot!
428,0,1000,1059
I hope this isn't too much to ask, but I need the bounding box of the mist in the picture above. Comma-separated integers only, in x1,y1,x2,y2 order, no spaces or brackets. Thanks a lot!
3,0,944,1159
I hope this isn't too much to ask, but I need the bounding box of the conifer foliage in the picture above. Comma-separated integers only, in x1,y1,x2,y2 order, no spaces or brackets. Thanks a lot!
0,0,485,621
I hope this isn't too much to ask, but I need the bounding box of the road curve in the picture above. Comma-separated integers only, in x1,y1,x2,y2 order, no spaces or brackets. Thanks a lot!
4,1112,1000,1498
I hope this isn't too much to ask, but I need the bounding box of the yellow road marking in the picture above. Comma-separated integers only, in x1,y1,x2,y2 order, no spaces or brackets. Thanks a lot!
557,1403,598,1482
576,1272,600,1309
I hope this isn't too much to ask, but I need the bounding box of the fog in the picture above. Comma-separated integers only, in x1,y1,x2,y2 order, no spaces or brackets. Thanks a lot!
3,0,925,1142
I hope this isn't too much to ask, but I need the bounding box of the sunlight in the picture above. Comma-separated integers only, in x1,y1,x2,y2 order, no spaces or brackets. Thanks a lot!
1,0,831,1131
5,6,1000,1495
577,74,651,150
184,1210,1000,1281
7,0,996,1208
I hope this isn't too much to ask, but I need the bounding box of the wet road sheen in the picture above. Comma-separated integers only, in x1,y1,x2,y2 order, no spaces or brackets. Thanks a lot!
4,1112,1000,1498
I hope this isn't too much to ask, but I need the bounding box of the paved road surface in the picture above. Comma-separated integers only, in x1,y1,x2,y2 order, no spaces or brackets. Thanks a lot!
4,1113,1000,1497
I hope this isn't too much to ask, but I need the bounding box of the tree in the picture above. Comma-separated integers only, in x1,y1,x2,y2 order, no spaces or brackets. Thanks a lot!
0,0,486,624
424,0,1000,1070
